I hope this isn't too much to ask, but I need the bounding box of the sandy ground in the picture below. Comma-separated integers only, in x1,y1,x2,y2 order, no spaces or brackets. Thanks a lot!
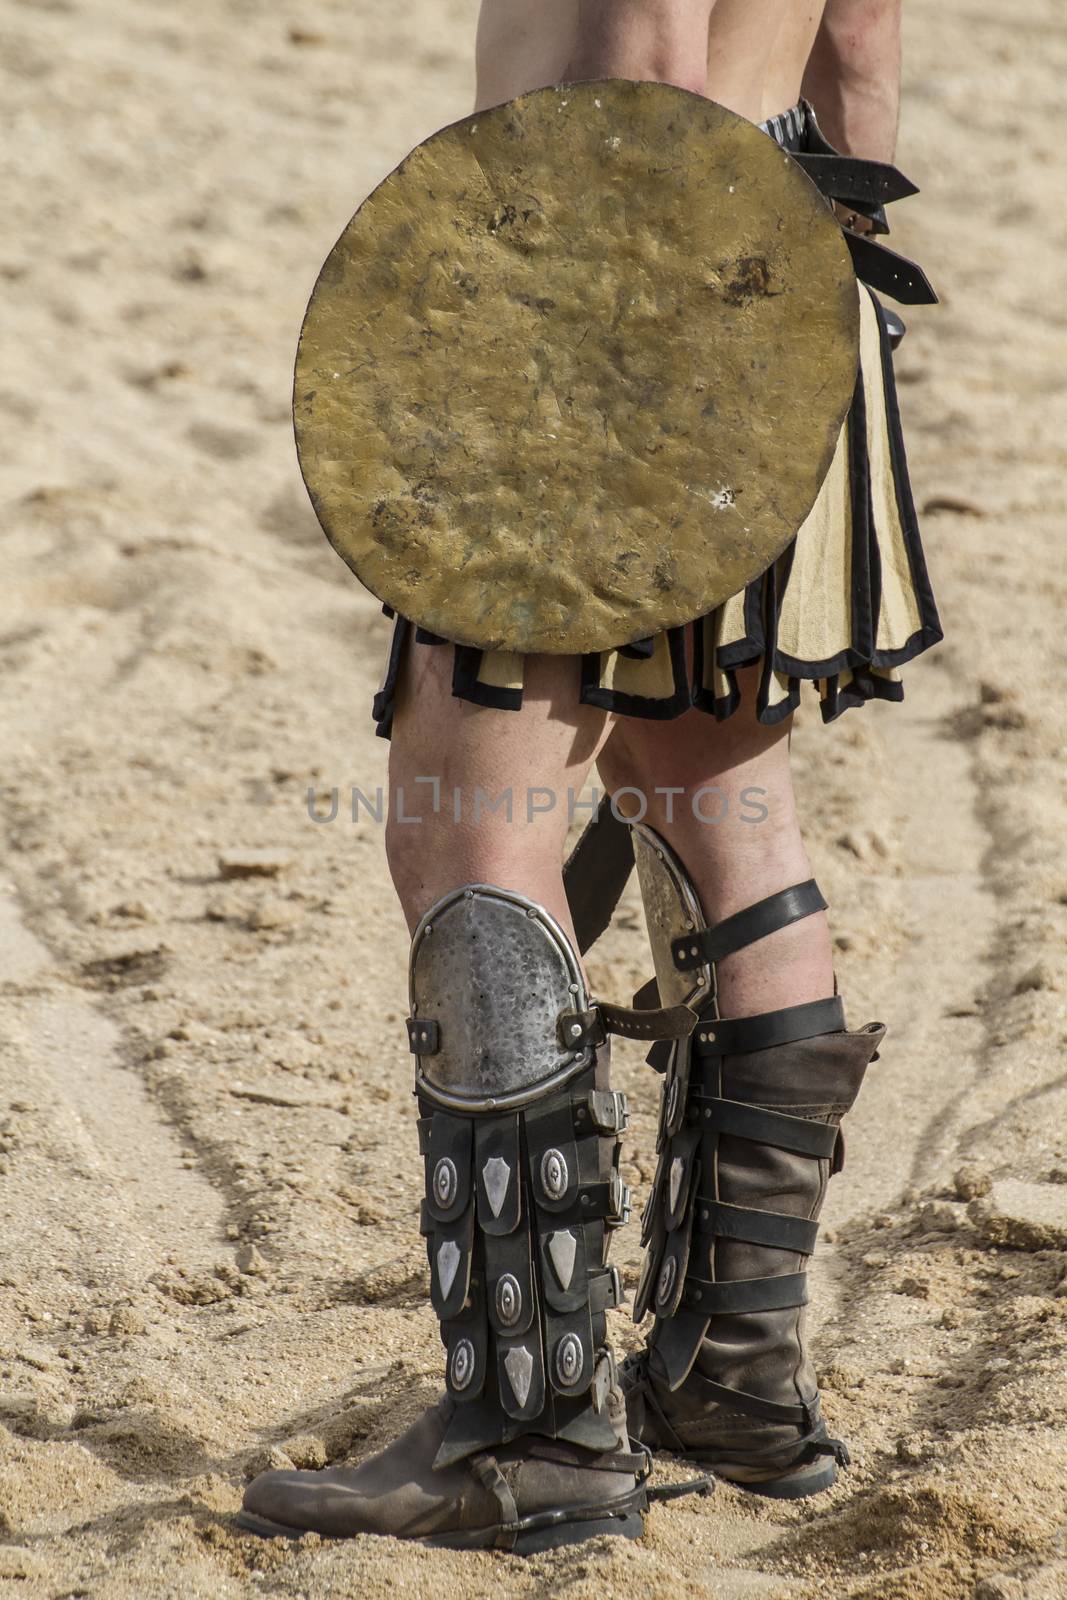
2,0,1067,1595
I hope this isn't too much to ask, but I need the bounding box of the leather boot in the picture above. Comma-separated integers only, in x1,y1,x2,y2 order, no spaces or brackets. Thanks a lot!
241,883,658,1551
622,823,883,1498
624,1022,881,1496
240,1393,649,1550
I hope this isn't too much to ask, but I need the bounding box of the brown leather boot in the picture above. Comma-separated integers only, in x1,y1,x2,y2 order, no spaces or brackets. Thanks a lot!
240,884,655,1551
621,824,883,1498
240,1394,649,1551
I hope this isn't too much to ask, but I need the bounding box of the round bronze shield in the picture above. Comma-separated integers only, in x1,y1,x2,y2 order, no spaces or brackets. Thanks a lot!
295,80,859,655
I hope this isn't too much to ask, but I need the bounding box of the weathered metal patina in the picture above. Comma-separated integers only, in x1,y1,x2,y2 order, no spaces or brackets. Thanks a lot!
295,80,859,655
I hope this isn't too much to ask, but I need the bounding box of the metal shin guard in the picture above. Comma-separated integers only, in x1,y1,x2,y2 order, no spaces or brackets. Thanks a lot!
407,885,632,1470
628,824,884,1483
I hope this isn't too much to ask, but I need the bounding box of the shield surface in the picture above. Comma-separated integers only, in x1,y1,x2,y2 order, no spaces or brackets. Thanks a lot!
295,80,859,655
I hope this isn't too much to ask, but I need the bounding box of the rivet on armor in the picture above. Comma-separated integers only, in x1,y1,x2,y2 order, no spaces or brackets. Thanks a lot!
504,1345,533,1408
555,1332,584,1388
436,1239,461,1300
433,1156,457,1208
546,1229,577,1291
540,1147,568,1200
668,1156,685,1213
481,1155,511,1219
450,1338,475,1391
495,1272,522,1328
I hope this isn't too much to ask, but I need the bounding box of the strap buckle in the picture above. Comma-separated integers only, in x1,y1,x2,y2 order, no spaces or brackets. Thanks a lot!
607,1170,633,1229
582,1089,629,1135
557,1008,605,1049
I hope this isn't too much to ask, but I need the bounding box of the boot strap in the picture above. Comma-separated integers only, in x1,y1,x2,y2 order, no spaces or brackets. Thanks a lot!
566,1001,698,1047
691,997,845,1057
692,1199,819,1256
468,1451,518,1539
672,880,827,972
681,1271,808,1315
687,1094,839,1158
678,1369,820,1430
632,1357,841,1466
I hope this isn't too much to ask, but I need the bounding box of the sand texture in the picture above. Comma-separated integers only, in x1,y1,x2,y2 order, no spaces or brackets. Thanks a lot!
2,1,1067,1596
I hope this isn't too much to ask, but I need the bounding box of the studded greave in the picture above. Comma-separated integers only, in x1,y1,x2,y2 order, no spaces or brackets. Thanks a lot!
626,825,883,1483
406,884,632,1470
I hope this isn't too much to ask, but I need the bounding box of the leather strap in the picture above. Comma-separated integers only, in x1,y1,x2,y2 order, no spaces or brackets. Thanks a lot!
793,152,918,208
560,1175,633,1226
690,1096,839,1159
845,230,939,304
682,1271,809,1314
678,1367,816,1429
693,1199,820,1255
672,881,827,971
588,1265,624,1314
565,1001,697,1046
691,996,845,1056
562,794,635,955
469,1452,518,1547
600,1001,698,1042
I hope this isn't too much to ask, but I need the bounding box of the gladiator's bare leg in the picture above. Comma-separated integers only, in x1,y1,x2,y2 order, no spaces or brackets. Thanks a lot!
386,643,611,937
597,665,834,1018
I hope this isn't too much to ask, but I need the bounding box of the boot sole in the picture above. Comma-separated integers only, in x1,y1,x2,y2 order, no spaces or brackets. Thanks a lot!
236,1494,647,1554
711,1458,838,1501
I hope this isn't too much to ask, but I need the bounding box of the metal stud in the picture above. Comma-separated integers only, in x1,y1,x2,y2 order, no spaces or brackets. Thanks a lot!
433,1156,457,1208
450,1337,475,1391
546,1229,577,1291
555,1332,584,1388
495,1272,522,1328
436,1239,461,1300
540,1147,568,1200
481,1155,511,1219
668,1155,685,1213
504,1345,533,1408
